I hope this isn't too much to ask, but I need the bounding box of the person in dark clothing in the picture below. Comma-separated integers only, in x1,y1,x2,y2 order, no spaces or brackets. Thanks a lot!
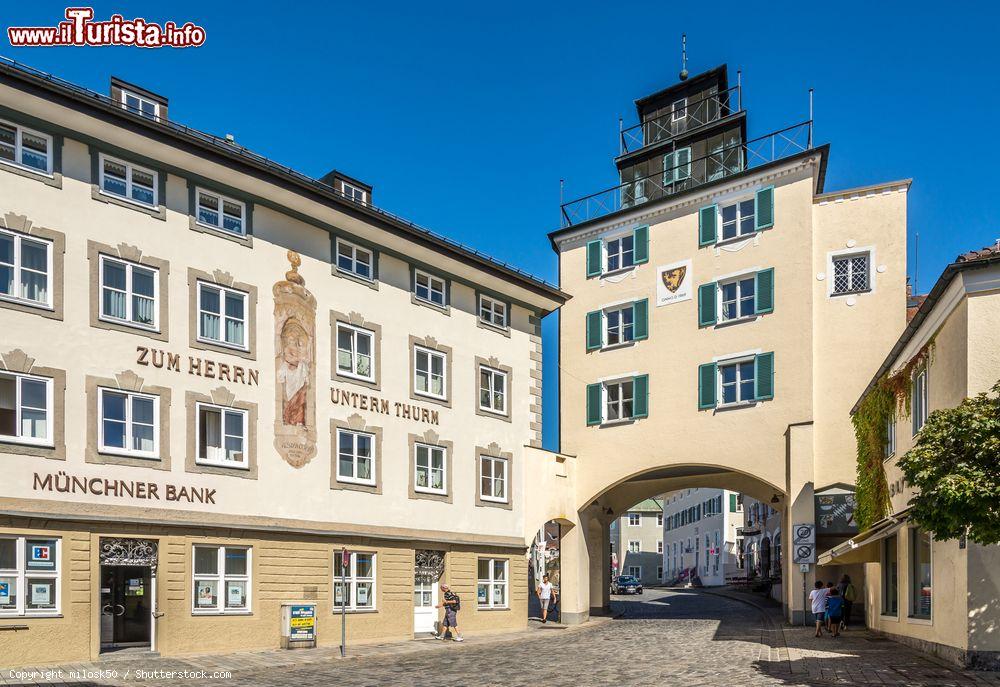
434,584,464,642
837,574,856,629
825,588,844,637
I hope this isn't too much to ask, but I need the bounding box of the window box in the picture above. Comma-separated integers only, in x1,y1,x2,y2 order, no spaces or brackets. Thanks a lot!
98,388,158,459
0,371,53,447
0,536,60,617
477,558,508,609
192,545,251,614
333,551,376,611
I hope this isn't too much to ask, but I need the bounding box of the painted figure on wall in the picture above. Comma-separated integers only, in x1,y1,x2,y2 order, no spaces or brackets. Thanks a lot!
273,251,317,468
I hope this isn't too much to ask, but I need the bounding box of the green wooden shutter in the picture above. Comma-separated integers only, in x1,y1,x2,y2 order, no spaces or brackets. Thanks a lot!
729,494,737,512
585,310,603,351
632,374,649,418
755,186,774,231
698,362,717,410
698,282,717,327
662,152,675,185
586,383,602,426
633,225,649,264
586,239,602,277
755,268,774,314
676,147,691,180
755,352,775,400
632,299,649,340
698,205,718,246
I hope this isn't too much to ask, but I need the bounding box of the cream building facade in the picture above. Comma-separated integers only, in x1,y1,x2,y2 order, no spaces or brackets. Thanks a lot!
548,65,908,624
0,59,567,663
609,497,663,585
820,244,1000,667
662,488,743,587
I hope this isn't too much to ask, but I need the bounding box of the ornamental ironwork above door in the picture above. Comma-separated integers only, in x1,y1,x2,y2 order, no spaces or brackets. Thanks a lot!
414,550,445,583
100,538,159,567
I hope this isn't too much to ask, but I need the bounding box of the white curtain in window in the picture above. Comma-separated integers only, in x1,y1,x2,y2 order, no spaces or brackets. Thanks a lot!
226,319,243,346
201,312,220,340
104,289,126,319
203,409,222,461
133,295,155,325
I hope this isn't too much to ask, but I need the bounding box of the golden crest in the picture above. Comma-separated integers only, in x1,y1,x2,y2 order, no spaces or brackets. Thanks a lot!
661,266,686,293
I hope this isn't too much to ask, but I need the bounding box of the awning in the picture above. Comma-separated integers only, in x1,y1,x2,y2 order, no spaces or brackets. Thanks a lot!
817,510,910,566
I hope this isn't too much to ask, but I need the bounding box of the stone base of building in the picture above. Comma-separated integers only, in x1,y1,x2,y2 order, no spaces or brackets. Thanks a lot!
0,515,528,666
870,628,1000,670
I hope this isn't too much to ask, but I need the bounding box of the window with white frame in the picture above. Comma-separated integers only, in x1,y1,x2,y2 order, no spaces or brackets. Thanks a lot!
336,323,375,382
414,346,446,400
99,255,158,329
414,270,446,306
604,305,634,346
334,551,375,610
718,358,755,405
627,512,640,526
479,454,508,503
832,253,870,295
628,540,640,554
657,541,664,554
196,403,247,468
479,295,508,329
884,413,896,459
121,90,160,120
340,182,367,205
720,199,755,241
719,275,756,322
478,365,507,415
99,154,157,207
197,282,247,350
192,545,250,614
912,367,928,435
414,443,446,494
0,371,51,446
196,188,246,236
98,388,157,458
477,558,508,608
605,379,635,422
337,428,375,485
335,239,374,281
627,566,641,578
606,234,635,272
0,536,59,616
0,120,52,174
656,513,664,527
0,229,51,308
671,98,687,122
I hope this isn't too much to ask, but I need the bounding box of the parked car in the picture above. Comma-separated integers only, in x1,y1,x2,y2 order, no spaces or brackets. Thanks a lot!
611,575,643,595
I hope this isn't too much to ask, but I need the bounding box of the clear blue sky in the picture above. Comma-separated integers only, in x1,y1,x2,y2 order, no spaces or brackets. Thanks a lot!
6,2,998,450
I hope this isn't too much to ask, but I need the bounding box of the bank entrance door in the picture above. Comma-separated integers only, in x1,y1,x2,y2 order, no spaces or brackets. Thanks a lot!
100,566,151,650
98,538,158,653
414,550,445,635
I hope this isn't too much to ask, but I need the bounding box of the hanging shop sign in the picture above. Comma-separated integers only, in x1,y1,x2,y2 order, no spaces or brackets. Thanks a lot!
33,471,217,504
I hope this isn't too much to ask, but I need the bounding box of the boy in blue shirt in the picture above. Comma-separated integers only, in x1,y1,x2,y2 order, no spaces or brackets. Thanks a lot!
825,587,844,637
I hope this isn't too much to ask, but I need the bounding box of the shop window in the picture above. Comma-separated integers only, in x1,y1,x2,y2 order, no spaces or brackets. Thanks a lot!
0,229,51,308
197,282,248,350
477,558,508,609
333,551,376,611
0,371,52,445
196,403,247,468
99,255,158,330
909,529,932,619
192,545,250,614
882,534,898,616
0,536,59,616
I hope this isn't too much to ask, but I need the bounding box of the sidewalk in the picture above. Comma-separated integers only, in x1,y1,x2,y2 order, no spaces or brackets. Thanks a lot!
0,617,609,685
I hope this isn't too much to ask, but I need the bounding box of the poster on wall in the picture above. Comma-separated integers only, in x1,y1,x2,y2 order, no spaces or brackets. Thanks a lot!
227,584,243,606
289,605,315,641
357,585,369,606
28,543,54,569
30,583,50,605
0,581,9,604
656,259,693,307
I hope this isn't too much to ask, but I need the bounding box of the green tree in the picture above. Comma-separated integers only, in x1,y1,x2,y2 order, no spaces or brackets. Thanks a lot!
897,381,1000,545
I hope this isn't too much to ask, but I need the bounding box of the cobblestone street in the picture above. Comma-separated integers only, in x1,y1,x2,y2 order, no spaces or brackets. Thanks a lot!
7,589,1000,686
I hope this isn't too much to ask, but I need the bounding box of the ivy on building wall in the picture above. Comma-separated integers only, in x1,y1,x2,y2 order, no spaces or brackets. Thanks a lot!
851,338,935,531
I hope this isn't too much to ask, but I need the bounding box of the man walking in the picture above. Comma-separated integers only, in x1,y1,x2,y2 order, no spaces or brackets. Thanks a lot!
434,583,464,642
536,574,557,623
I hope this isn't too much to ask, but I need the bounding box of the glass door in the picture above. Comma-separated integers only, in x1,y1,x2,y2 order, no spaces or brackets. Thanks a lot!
100,565,151,650
413,579,438,634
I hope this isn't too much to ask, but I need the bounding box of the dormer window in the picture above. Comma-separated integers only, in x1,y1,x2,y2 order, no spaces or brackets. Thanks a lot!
341,182,367,205
672,98,687,122
121,90,159,120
